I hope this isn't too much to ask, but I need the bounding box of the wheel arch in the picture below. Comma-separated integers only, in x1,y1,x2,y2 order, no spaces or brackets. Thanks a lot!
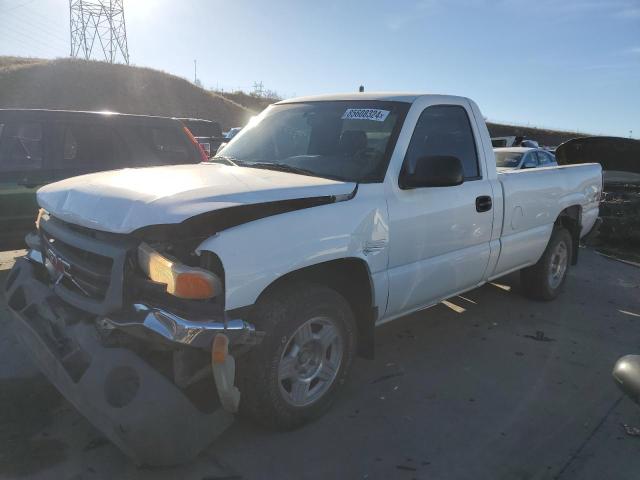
250,257,377,359
555,205,582,265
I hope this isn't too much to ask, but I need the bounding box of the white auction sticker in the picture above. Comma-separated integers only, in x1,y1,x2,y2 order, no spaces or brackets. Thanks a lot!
342,108,390,122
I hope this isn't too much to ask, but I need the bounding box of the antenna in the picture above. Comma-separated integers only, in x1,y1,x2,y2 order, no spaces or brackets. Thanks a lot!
69,0,130,64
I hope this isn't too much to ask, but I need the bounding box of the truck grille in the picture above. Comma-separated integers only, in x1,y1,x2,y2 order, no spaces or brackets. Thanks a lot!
39,216,137,316
42,231,113,300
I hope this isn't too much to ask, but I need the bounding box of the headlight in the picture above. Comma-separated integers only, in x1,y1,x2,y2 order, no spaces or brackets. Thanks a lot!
137,243,222,300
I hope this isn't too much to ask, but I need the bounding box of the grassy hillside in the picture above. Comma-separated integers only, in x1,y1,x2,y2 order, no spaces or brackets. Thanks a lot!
0,56,587,144
0,57,252,129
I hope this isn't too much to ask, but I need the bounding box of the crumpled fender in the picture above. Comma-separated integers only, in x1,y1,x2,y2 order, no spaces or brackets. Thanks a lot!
196,183,390,312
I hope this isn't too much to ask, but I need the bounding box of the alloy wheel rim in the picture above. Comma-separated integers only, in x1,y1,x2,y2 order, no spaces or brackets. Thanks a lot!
278,316,343,407
549,241,568,289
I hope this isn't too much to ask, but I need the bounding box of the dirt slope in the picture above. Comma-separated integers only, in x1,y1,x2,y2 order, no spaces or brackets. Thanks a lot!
0,57,252,129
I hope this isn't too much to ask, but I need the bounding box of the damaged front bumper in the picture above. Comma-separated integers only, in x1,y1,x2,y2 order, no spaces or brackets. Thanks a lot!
3,252,260,466
104,303,261,349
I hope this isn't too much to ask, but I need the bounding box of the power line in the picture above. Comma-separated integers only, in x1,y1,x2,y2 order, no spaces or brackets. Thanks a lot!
3,5,68,43
3,14,68,46
0,0,37,14
0,21,65,56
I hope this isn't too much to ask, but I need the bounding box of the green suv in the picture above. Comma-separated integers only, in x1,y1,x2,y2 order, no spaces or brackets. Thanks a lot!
0,109,207,250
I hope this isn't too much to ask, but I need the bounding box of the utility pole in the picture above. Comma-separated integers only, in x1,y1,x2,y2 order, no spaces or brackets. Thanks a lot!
69,0,129,64
194,59,197,84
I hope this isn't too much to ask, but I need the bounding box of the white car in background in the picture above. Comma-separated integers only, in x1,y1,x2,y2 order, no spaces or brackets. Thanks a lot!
494,147,558,171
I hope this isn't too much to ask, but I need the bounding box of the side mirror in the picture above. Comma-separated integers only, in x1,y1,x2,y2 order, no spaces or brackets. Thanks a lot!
400,155,464,189
613,355,640,405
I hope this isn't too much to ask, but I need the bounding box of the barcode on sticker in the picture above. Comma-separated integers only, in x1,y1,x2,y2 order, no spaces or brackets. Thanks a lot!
342,108,390,122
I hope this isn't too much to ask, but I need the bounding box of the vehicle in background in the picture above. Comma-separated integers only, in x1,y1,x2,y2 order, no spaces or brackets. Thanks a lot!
494,147,558,171
491,136,540,148
196,137,212,157
215,128,244,155
0,109,206,250
4,92,601,465
178,118,223,138
557,136,640,240
178,118,226,158
520,139,540,148
225,127,242,140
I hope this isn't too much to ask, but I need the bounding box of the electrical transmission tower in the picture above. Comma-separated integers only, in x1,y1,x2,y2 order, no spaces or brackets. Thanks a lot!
252,81,265,97
69,0,130,64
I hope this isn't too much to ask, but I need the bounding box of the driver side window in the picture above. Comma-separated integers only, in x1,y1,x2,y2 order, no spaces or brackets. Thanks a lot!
403,105,480,180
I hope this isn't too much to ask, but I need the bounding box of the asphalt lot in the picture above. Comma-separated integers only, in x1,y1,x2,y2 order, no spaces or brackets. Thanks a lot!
1,247,640,480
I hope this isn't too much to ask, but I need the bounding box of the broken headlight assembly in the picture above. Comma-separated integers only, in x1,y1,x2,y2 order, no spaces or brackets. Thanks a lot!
137,242,222,300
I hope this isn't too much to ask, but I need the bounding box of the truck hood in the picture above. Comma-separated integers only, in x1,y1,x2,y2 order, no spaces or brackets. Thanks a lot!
38,163,356,234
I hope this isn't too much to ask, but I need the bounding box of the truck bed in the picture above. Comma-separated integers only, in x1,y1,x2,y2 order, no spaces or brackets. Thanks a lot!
492,163,602,277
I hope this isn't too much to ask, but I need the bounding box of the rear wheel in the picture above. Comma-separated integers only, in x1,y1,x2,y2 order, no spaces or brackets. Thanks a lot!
237,282,357,430
520,227,573,301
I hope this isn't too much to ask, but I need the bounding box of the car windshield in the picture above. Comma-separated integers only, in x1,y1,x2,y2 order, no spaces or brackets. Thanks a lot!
213,101,408,182
495,151,523,168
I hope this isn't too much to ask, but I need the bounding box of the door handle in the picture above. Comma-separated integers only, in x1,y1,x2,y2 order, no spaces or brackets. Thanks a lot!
476,195,492,212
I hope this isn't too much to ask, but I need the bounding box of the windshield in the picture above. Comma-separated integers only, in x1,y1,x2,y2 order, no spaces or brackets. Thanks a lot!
494,151,523,168
215,101,408,182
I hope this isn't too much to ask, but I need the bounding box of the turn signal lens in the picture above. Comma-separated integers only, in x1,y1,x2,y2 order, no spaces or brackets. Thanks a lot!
137,243,221,299
35,208,49,230
212,333,229,364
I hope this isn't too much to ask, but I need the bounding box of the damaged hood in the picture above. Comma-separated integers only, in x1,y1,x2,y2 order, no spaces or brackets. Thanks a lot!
38,163,356,234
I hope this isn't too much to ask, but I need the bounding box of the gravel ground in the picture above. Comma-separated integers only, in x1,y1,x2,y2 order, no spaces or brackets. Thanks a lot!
1,248,639,480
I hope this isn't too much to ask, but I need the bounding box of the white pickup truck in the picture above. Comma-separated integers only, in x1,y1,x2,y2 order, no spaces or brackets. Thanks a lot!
5,93,602,465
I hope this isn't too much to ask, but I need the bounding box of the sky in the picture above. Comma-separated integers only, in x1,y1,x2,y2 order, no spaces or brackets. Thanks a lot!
0,0,639,137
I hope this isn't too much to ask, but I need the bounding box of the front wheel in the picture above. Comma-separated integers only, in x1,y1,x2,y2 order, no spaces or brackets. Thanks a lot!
236,282,357,430
520,227,573,301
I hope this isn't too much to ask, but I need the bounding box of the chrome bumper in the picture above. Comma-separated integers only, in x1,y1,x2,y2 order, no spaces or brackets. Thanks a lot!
104,303,263,349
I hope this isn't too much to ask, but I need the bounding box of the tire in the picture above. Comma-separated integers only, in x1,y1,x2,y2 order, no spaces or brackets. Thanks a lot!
236,281,357,430
520,227,573,301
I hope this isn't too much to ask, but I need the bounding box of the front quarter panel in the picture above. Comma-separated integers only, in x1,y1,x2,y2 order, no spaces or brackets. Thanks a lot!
196,184,389,312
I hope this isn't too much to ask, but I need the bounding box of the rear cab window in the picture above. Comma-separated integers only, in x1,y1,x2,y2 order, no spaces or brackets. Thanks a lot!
403,104,480,181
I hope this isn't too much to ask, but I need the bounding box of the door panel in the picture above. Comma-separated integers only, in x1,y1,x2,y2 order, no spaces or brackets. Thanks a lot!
384,102,493,318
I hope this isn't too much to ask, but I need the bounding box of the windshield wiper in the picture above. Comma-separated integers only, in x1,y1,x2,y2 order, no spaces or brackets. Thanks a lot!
208,155,238,166
241,162,319,178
